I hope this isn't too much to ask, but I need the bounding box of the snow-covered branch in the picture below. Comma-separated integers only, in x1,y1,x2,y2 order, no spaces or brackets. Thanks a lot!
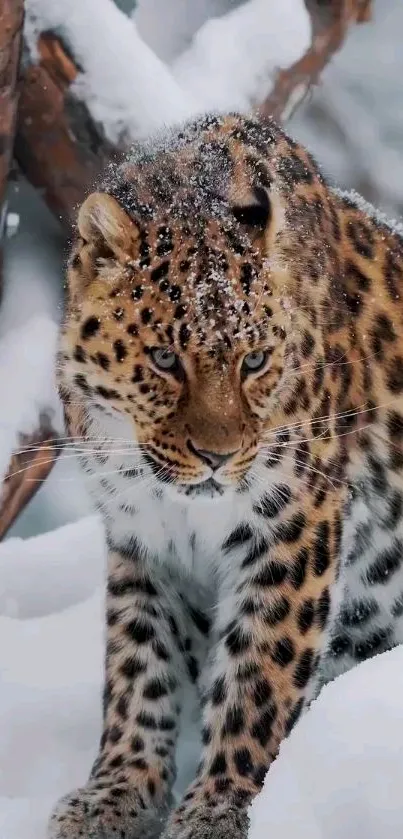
1,0,372,538
15,31,114,227
24,0,198,144
259,0,373,122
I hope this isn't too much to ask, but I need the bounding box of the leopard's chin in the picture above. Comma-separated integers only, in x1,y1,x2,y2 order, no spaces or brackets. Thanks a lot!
183,478,226,498
166,477,234,502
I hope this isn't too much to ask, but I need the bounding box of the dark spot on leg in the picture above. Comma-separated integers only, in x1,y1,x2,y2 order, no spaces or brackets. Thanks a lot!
285,697,304,735
209,753,227,776
253,679,272,708
271,638,295,667
233,748,253,776
298,599,315,634
291,548,309,588
293,648,314,689
222,706,245,736
251,705,277,747
313,521,331,575
316,587,331,629
81,316,100,340
365,541,402,585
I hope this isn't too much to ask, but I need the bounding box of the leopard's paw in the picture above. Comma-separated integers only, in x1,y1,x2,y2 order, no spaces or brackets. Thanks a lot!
163,804,249,839
48,783,170,839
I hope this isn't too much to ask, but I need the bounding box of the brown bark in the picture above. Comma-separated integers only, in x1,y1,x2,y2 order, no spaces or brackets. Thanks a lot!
0,0,24,289
1,27,111,542
0,15,66,542
15,32,116,228
0,418,62,540
258,0,372,122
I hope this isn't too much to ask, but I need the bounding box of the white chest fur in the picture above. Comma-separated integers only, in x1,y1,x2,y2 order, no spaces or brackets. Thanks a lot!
79,407,257,591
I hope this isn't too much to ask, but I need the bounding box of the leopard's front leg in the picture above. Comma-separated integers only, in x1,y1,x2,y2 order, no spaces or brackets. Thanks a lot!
48,549,188,839
164,487,345,839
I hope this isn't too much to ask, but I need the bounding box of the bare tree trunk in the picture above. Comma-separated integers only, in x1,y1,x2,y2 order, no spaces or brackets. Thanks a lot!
15,32,116,228
0,0,24,291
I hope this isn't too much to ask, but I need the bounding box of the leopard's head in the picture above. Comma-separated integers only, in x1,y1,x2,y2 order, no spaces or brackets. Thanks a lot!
59,115,340,500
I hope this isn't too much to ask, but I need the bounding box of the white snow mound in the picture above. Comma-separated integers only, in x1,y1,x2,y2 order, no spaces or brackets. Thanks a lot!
249,644,403,839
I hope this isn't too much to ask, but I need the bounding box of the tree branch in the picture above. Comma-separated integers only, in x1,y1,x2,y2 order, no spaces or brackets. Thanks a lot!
258,0,372,122
0,0,24,288
15,32,115,228
0,416,61,540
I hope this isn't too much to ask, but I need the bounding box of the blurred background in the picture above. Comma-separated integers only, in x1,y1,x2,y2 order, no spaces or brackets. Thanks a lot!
2,0,401,539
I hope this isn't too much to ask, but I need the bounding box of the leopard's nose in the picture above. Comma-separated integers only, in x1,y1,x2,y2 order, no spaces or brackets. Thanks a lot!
187,441,237,470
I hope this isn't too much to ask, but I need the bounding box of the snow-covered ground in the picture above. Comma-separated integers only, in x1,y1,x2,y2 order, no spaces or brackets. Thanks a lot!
2,0,403,836
2,516,403,838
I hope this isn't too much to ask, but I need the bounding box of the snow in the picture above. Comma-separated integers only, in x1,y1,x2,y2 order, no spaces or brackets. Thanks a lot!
2,515,403,838
24,0,310,142
172,0,311,113
334,187,403,239
0,516,105,618
133,0,239,65
249,645,403,839
24,0,197,142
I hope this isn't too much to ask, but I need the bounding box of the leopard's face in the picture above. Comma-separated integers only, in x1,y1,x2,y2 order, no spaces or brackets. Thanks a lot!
59,115,333,500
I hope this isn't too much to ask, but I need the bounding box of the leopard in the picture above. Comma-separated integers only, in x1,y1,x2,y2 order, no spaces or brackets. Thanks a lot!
49,112,403,839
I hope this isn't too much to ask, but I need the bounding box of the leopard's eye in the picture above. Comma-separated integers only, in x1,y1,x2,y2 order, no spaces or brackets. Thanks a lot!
242,350,268,374
150,347,180,372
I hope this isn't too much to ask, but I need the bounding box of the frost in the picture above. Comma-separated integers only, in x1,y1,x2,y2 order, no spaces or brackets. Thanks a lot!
334,187,403,239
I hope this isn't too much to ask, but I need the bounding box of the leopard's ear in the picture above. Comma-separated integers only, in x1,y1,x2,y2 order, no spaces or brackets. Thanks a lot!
78,192,140,263
231,187,271,231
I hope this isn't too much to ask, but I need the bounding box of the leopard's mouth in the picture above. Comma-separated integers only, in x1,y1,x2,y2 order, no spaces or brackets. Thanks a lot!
143,450,230,495
182,478,226,498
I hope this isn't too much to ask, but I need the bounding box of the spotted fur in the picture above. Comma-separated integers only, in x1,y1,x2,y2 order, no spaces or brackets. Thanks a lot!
49,114,403,839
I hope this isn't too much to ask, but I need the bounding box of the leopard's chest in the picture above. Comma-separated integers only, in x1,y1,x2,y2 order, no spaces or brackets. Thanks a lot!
79,417,255,591
105,484,253,590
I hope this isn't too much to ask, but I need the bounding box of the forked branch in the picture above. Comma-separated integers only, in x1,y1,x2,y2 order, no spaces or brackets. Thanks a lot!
258,0,372,122
0,417,61,540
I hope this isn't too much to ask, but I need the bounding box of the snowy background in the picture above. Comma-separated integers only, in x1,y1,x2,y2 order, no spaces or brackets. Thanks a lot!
1,1,403,837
